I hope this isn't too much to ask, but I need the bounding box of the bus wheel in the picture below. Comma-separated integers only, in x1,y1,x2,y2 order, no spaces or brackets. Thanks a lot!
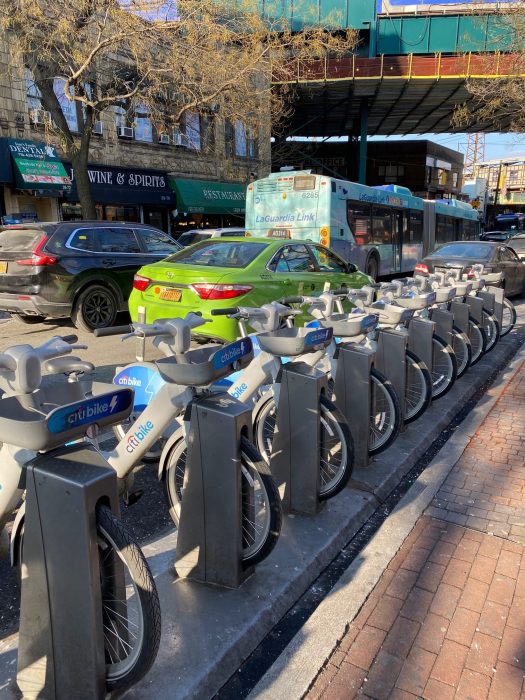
366,256,379,280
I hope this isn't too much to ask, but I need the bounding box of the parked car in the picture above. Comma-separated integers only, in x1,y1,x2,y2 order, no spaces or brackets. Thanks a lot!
177,227,246,246
0,221,181,331
415,240,525,297
129,237,373,342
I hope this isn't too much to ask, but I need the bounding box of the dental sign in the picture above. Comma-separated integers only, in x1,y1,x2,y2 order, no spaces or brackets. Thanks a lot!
48,390,133,434
377,0,514,12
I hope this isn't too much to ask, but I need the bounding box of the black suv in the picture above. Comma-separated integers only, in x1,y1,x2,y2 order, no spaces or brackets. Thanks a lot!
0,221,181,331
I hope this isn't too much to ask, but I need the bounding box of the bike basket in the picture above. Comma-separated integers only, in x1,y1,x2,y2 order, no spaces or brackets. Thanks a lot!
0,384,133,451
257,326,333,356
396,291,436,310
155,337,253,386
434,287,457,303
317,312,378,338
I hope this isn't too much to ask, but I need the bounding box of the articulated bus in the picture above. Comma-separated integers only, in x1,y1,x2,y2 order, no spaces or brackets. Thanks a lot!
245,171,479,277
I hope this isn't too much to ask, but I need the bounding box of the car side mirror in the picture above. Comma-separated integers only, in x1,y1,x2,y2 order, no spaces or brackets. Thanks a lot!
346,262,358,273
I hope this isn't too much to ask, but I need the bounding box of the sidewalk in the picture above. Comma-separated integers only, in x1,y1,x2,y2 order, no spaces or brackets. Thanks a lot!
306,357,525,700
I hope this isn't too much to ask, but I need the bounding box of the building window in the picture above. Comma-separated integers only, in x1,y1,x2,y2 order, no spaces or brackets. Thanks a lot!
134,103,153,142
114,103,128,130
452,172,458,188
509,169,520,184
225,119,256,158
54,78,79,132
184,111,201,151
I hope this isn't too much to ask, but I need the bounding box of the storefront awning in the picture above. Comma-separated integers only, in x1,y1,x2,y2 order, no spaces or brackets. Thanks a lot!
3,138,71,191
169,178,245,215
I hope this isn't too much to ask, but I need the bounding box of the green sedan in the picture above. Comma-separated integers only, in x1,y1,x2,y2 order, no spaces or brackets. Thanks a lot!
128,237,373,342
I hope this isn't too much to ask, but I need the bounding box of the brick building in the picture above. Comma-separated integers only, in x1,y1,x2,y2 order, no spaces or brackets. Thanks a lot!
0,41,269,234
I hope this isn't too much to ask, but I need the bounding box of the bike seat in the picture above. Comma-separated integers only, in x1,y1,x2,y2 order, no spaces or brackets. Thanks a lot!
257,326,333,356
0,383,133,451
44,356,95,376
155,338,253,386
395,291,436,310
317,312,378,337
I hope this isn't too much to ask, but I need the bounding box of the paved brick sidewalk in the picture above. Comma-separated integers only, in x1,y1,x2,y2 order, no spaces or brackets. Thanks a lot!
307,359,525,700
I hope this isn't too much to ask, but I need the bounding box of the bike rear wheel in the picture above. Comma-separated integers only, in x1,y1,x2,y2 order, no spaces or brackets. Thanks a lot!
254,394,354,500
431,334,458,400
404,350,432,424
468,318,486,366
451,326,472,378
164,435,282,567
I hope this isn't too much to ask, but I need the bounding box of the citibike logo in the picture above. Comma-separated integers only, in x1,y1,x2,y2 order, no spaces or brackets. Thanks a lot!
126,420,155,454
116,374,143,387
304,327,333,347
213,337,253,369
48,390,133,434
230,382,248,399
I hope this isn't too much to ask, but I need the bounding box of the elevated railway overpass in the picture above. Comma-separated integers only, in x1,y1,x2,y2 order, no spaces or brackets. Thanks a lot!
263,0,524,180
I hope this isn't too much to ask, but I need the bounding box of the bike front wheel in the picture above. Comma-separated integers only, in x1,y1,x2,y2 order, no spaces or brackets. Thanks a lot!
164,435,282,567
369,368,401,455
404,350,432,424
500,298,516,337
468,318,486,366
254,394,353,500
481,310,500,352
431,334,458,400
451,326,472,378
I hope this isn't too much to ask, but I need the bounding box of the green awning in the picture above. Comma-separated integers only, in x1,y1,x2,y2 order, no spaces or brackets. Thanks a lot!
169,178,245,215
9,139,71,191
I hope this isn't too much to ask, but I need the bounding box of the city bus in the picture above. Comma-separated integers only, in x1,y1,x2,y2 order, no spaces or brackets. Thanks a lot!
245,171,479,277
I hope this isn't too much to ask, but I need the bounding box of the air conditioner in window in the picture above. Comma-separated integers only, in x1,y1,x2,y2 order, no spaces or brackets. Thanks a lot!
118,126,134,139
30,109,51,125
172,130,189,147
158,133,170,145
92,120,103,136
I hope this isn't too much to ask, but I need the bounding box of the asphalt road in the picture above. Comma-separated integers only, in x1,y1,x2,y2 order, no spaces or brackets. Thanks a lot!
0,297,524,638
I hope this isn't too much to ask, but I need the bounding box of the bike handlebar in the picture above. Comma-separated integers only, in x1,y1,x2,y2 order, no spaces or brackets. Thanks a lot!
280,296,304,305
211,307,239,316
94,324,134,337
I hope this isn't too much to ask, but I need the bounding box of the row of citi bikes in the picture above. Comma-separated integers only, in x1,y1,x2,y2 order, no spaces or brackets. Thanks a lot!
0,263,517,694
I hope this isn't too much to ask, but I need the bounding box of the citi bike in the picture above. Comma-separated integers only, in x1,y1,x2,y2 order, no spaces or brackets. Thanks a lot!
209,301,354,496
304,286,432,426
95,313,282,567
0,335,161,693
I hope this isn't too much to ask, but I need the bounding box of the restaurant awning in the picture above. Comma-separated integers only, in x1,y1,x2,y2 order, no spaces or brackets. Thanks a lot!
0,138,71,191
168,177,245,215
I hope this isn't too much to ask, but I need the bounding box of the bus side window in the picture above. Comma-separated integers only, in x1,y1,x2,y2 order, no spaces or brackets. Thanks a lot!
372,206,392,246
347,200,371,245
409,211,423,244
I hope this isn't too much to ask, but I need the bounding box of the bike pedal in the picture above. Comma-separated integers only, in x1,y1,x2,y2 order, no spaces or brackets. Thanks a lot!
124,490,144,507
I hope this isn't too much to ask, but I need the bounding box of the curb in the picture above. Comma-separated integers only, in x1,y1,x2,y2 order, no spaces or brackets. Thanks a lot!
248,344,525,700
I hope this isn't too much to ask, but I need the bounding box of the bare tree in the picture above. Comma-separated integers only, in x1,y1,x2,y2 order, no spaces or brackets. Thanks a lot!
0,0,358,218
453,4,525,133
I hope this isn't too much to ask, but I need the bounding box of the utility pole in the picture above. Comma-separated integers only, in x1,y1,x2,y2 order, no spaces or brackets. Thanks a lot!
464,133,486,179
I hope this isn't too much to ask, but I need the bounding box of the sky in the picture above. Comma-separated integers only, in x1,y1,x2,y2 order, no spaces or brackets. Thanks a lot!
369,133,525,163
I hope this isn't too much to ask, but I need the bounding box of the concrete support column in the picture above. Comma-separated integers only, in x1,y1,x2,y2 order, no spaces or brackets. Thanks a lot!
358,99,369,185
